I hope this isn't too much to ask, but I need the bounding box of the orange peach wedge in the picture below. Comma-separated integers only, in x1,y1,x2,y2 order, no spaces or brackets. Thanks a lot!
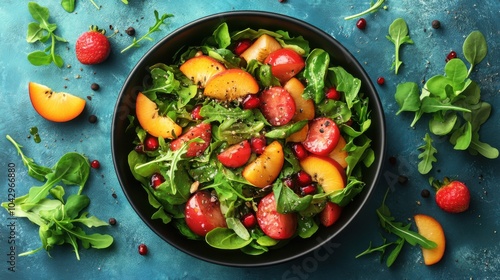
203,69,259,101
28,82,86,122
414,214,446,266
179,55,226,87
284,78,315,142
135,92,182,139
328,135,348,169
240,34,282,63
242,141,284,188
300,155,346,193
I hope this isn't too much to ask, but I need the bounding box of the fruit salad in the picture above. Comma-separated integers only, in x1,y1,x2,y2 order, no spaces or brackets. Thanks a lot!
127,23,375,254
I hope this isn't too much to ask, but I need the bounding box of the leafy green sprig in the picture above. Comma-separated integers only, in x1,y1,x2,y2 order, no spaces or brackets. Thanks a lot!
1,136,113,259
344,0,386,20
356,189,436,267
121,10,174,53
394,30,498,166
26,2,67,67
386,18,413,74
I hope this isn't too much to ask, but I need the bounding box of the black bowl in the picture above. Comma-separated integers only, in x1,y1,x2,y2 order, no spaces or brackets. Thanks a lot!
112,11,386,267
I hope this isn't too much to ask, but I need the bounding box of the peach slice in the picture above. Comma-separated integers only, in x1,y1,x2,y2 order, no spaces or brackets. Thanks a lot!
414,214,446,266
328,135,348,169
300,155,346,193
284,78,315,142
28,82,86,122
284,78,315,121
179,55,226,87
240,34,282,63
242,141,284,188
203,69,259,101
135,92,182,139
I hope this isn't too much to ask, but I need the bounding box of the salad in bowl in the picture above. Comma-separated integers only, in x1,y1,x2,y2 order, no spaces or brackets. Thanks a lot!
112,11,385,267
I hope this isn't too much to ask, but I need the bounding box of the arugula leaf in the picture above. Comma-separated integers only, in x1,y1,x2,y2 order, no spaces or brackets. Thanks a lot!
302,49,330,104
394,82,420,114
6,135,52,181
26,2,67,67
417,133,437,175
463,30,487,76
121,11,174,53
386,18,413,74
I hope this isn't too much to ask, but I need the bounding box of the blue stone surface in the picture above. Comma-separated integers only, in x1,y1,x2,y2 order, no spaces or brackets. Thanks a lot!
0,0,499,279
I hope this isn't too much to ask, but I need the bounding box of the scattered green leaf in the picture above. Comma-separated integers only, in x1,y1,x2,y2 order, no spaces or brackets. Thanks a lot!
121,10,174,53
386,18,413,74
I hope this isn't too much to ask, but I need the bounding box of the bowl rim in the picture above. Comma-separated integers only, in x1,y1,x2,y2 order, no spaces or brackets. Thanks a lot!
112,10,386,267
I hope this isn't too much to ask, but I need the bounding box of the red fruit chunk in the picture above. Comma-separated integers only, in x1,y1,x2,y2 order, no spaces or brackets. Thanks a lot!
234,39,252,56
302,117,340,156
170,123,212,157
217,140,252,168
259,86,296,126
75,26,111,65
242,94,261,110
264,48,305,83
435,179,470,213
185,191,227,236
320,202,342,227
241,213,257,228
356,18,367,30
257,192,297,240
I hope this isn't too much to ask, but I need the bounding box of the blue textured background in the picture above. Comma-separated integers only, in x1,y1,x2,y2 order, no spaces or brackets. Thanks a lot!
1,0,499,279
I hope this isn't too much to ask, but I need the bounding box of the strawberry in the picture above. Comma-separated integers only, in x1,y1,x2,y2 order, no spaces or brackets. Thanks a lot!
434,178,470,213
75,25,111,65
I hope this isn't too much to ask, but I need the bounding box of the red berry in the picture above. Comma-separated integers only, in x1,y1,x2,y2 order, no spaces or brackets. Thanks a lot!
291,143,308,161
150,173,165,189
377,77,385,85
435,179,470,213
241,213,257,228
296,171,312,186
446,51,457,62
283,177,295,188
144,135,159,151
300,184,317,196
325,87,340,100
75,26,111,65
191,105,203,120
134,144,145,154
90,160,100,169
242,94,260,110
250,136,266,155
356,18,367,30
138,243,148,255
234,39,252,56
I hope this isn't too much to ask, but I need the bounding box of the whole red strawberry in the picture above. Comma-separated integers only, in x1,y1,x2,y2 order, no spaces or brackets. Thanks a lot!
75,25,111,65
434,178,470,213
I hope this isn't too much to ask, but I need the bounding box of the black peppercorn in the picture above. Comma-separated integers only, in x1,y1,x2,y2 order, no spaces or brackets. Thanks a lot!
91,83,100,91
88,114,98,123
109,218,117,225
398,175,408,185
125,27,136,36
421,189,431,198
431,20,441,29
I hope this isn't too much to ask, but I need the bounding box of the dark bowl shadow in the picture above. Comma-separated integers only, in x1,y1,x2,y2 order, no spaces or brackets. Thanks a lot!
111,11,386,267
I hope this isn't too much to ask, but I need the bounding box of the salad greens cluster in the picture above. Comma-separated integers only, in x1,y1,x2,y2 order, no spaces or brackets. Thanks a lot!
2,136,113,260
127,23,375,254
394,30,498,174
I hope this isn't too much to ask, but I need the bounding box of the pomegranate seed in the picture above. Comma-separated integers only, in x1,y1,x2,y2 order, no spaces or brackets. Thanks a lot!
191,105,203,120
446,51,457,62
134,144,145,154
242,94,260,110
300,184,317,196
292,143,308,161
250,136,266,154
296,171,312,186
284,177,295,188
138,243,148,255
109,218,117,225
150,173,165,189
90,160,100,169
325,87,340,100
377,77,385,85
241,213,257,228
144,135,159,151
234,39,252,56
356,18,367,30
